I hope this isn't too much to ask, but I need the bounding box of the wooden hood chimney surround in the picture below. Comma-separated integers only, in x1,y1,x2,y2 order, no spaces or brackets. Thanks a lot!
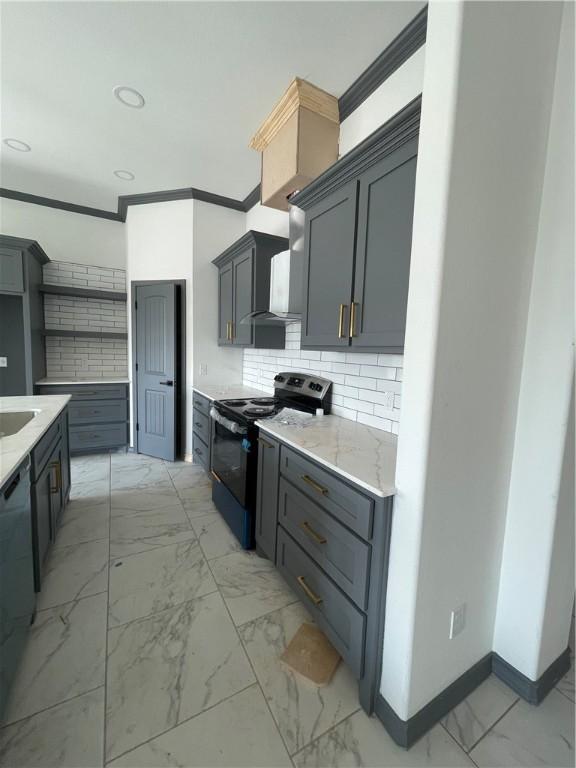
249,77,340,212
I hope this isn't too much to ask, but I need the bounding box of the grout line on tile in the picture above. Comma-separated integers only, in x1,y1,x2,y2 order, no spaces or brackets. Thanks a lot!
107,588,221,631
0,685,105,734
108,530,198,563
290,706,363,762
463,695,520,756
554,685,575,704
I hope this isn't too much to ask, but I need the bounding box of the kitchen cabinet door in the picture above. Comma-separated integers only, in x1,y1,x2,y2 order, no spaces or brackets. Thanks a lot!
0,248,24,293
301,180,358,349
255,433,280,562
218,262,234,345
48,446,63,536
232,249,254,347
351,140,417,350
32,462,53,591
60,412,71,503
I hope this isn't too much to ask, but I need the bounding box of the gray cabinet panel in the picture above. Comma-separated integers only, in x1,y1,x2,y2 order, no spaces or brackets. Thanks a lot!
69,423,127,453
0,248,24,293
255,433,280,561
277,527,366,677
36,384,128,401
30,419,61,482
353,143,417,349
192,433,209,471
192,408,210,446
192,392,211,416
232,250,254,346
218,262,234,345
68,399,127,425
279,446,374,539
278,477,370,609
301,181,358,349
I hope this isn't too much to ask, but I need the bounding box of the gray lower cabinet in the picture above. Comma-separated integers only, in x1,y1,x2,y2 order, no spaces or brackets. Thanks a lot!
30,408,69,591
0,247,24,293
255,432,393,714
255,433,280,561
291,98,420,353
35,383,129,454
192,391,211,472
213,231,288,349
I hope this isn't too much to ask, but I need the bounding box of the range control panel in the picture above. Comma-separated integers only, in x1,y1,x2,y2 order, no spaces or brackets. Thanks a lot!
273,372,332,400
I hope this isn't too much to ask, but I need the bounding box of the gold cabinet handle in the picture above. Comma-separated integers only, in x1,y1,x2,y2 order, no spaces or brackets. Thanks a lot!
257,437,273,449
226,321,232,341
300,521,327,545
338,303,348,339
301,474,328,496
349,302,357,338
297,575,323,605
49,460,61,493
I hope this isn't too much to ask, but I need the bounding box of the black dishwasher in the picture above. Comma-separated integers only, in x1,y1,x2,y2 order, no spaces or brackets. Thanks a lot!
0,459,35,719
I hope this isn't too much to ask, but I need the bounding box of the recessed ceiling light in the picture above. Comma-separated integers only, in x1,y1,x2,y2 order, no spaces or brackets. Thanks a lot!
113,85,145,109
3,138,31,152
114,169,135,181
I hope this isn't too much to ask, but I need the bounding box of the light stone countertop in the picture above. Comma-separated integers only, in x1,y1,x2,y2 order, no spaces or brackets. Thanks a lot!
36,377,130,385
0,395,71,488
257,414,397,499
192,383,270,402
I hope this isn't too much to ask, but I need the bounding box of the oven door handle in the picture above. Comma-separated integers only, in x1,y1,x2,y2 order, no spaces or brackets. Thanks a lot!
209,406,247,435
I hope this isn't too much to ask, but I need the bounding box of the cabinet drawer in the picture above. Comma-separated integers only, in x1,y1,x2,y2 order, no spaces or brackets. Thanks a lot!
192,392,210,417
280,446,374,540
278,478,370,610
192,433,209,471
69,423,127,452
37,384,128,401
276,527,365,677
30,419,61,481
192,408,210,445
68,399,127,426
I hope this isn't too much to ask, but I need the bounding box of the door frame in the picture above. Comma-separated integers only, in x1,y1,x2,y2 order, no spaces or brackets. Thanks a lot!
131,280,186,460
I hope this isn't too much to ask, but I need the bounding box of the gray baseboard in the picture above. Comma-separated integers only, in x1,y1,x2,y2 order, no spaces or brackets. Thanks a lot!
376,648,571,749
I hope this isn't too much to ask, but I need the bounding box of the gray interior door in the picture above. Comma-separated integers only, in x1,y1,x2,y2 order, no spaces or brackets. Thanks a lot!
301,180,358,348
352,141,417,349
232,249,254,346
135,284,177,461
218,263,233,345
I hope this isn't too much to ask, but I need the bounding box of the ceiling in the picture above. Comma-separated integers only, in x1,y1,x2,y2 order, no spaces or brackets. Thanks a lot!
1,1,424,211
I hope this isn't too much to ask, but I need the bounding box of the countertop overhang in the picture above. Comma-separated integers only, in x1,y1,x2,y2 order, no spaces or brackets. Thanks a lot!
192,383,270,401
0,395,71,487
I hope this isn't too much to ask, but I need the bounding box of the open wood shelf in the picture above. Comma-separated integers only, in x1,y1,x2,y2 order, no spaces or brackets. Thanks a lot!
41,329,128,340
39,283,127,302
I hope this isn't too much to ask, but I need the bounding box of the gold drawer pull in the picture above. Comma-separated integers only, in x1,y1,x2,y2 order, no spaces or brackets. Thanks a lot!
297,575,323,605
338,303,347,339
49,460,62,493
257,437,273,449
302,474,328,496
349,302,357,338
300,521,327,545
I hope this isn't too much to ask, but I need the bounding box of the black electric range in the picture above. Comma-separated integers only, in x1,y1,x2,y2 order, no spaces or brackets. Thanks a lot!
210,372,332,549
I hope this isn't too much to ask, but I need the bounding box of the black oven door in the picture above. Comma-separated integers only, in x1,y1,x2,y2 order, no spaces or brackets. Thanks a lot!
211,412,256,509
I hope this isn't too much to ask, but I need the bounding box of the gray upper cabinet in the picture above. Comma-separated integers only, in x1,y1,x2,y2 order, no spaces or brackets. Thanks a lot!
0,247,24,293
213,230,288,349
301,181,358,348
292,97,421,353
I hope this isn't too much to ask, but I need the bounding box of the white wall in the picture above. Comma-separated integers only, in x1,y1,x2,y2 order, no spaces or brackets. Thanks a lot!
0,197,126,269
493,1,575,680
381,0,564,720
125,200,195,454
192,200,245,386
245,202,289,238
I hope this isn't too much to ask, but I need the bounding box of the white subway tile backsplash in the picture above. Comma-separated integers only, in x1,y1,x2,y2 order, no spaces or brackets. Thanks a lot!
242,322,402,434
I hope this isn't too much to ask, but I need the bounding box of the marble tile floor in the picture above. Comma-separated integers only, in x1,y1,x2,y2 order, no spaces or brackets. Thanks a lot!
0,451,573,768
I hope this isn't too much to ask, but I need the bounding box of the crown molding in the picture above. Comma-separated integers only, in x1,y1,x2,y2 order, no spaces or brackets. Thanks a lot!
0,233,50,264
0,187,123,221
212,229,288,268
338,5,427,122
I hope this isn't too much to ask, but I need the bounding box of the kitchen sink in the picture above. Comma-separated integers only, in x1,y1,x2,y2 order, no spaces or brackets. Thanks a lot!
0,411,37,438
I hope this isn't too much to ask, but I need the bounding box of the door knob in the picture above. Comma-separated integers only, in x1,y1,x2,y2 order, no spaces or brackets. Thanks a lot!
159,380,174,386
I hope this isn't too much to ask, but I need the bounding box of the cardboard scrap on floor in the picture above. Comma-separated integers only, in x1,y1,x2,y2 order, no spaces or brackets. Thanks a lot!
280,623,340,686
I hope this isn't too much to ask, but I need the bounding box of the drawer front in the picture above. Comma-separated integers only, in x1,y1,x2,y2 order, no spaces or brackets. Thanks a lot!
37,384,128,401
69,399,127,426
192,392,211,417
192,408,210,445
277,527,365,677
69,423,127,452
278,478,370,610
192,433,209,470
280,446,374,540
30,419,61,481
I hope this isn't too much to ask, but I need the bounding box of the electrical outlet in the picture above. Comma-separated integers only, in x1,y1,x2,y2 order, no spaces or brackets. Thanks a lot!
199,363,208,376
449,604,466,639
0,357,7,368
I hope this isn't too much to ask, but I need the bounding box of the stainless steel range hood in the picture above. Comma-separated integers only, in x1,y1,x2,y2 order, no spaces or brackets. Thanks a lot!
241,207,304,324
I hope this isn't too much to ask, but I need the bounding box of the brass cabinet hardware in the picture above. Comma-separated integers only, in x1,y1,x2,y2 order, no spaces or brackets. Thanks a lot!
49,460,61,493
297,575,323,605
300,521,327,545
338,303,348,339
226,321,232,341
349,302,357,338
301,474,328,496
211,470,222,483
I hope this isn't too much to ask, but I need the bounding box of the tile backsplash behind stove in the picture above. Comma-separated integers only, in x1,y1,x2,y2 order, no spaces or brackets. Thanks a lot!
43,261,128,379
242,323,402,434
